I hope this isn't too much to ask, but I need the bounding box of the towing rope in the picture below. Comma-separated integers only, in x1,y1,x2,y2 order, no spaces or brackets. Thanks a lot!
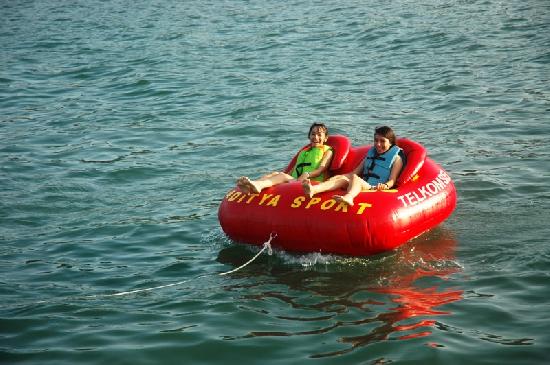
219,233,275,276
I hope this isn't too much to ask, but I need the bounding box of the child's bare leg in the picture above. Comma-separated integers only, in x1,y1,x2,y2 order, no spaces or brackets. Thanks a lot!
247,172,293,193
333,175,370,206
237,172,291,193
256,171,279,181
303,174,351,198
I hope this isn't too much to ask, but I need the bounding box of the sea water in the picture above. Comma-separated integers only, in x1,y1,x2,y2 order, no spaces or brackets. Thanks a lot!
1,0,549,364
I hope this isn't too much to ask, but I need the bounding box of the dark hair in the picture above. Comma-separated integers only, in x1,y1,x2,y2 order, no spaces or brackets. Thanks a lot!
374,125,396,145
308,122,329,137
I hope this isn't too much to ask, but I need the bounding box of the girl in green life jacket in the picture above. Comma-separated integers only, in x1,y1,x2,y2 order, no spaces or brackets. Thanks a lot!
237,123,334,194
303,125,404,207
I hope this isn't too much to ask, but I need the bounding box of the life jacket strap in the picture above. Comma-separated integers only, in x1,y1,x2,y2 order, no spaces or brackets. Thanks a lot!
365,152,386,181
365,171,381,180
295,162,312,177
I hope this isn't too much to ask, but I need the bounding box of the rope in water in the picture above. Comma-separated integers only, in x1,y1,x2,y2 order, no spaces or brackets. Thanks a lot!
219,233,275,276
7,233,277,308
96,233,276,297
104,276,207,297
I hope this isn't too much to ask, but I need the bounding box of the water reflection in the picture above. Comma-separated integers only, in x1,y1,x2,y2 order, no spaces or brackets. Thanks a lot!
217,229,463,358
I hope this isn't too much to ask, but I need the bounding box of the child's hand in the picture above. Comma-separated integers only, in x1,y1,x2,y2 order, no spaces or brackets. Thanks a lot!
375,183,389,190
297,172,310,182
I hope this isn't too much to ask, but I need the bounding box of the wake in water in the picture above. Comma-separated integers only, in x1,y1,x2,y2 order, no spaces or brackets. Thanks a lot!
3,227,462,313
213,227,465,357
209,226,462,280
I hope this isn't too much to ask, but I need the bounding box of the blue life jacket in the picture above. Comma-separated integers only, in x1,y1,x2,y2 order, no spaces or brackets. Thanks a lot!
362,145,402,185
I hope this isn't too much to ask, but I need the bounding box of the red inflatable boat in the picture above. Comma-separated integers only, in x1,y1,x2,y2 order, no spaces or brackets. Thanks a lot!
218,135,457,256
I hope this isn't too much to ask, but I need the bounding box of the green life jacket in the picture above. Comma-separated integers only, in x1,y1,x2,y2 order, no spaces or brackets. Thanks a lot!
291,145,332,182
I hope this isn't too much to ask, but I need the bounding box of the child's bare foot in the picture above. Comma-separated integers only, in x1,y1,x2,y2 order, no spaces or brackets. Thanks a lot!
237,176,261,193
333,195,354,207
246,178,261,194
302,180,314,198
237,176,250,194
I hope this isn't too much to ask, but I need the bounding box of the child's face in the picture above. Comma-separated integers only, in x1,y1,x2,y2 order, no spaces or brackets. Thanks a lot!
309,126,327,146
374,134,391,154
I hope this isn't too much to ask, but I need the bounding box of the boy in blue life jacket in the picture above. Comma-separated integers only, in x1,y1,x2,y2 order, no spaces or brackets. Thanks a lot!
303,125,404,206
237,123,334,194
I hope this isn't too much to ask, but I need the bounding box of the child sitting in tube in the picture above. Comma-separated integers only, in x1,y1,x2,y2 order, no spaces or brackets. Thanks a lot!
303,125,404,206
237,123,334,194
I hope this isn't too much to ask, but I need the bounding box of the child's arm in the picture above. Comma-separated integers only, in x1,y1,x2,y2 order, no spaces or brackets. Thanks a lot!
351,159,364,176
298,149,334,181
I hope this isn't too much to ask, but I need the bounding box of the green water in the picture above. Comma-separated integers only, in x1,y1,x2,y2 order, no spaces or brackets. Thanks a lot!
1,0,549,364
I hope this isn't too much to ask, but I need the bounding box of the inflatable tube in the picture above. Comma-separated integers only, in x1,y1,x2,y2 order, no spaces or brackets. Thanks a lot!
218,136,457,256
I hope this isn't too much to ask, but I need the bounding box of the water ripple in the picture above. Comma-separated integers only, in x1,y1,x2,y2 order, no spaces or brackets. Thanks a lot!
1,0,550,363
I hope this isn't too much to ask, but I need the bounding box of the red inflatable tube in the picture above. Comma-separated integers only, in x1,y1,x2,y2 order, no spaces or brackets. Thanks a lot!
218,135,457,256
